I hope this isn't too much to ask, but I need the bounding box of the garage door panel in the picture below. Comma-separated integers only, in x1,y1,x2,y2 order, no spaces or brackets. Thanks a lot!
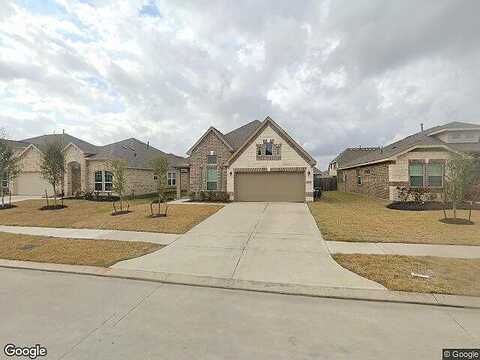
235,172,304,202
15,173,52,196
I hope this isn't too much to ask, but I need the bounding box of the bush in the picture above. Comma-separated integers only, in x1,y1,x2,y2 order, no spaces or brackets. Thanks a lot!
396,186,430,203
191,191,229,202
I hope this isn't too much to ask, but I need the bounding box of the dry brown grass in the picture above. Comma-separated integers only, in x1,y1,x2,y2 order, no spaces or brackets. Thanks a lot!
333,254,480,297
308,191,480,245
0,200,223,234
0,232,162,267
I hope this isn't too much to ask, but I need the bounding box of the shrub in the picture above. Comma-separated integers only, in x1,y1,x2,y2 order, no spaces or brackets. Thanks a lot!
409,187,429,203
396,187,409,202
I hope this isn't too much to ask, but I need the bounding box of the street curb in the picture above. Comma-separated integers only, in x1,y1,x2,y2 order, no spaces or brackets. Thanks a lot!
1,259,479,309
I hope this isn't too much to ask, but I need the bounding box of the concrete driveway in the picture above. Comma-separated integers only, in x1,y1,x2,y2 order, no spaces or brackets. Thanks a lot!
114,203,383,289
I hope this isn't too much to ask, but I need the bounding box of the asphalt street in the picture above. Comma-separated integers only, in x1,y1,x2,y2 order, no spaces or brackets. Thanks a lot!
1,268,478,360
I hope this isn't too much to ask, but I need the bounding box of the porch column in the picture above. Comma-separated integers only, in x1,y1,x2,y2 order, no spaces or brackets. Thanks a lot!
176,168,181,199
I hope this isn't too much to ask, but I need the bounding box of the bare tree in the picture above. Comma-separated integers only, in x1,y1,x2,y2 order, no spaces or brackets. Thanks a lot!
0,130,22,208
443,156,476,219
40,140,66,208
109,159,128,213
150,156,169,217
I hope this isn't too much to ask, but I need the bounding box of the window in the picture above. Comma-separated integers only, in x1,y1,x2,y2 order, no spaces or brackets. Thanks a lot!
95,171,113,191
94,171,103,191
207,154,217,165
265,142,273,156
426,163,443,187
257,147,262,156
104,171,113,191
167,172,176,186
357,176,362,185
153,175,158,181
409,163,424,187
207,168,217,190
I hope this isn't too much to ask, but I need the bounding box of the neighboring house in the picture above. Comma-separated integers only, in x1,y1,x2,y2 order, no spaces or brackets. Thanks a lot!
328,147,380,177
178,116,317,202
337,122,480,200
5,133,187,196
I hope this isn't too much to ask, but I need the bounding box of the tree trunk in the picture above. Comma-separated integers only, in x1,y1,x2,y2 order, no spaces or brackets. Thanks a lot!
157,189,162,216
53,184,57,207
453,201,457,219
1,186,4,208
469,201,473,222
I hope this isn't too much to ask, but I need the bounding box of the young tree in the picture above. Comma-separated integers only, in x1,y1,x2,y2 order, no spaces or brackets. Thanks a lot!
40,140,66,207
0,134,22,208
150,156,169,216
109,159,128,213
443,156,476,219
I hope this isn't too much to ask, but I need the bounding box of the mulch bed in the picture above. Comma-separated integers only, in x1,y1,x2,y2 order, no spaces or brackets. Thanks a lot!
111,210,132,216
387,201,480,211
0,204,17,210
39,205,68,211
439,218,475,225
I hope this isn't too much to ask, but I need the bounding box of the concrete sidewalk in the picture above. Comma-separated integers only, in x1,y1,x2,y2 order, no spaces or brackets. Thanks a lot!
0,225,179,245
326,241,480,259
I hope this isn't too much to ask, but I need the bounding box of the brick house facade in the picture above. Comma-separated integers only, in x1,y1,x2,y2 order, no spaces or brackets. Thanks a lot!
186,117,317,202
187,130,231,193
337,163,390,199
334,121,480,201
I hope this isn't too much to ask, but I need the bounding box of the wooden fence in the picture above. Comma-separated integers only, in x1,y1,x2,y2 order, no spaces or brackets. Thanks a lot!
314,176,337,191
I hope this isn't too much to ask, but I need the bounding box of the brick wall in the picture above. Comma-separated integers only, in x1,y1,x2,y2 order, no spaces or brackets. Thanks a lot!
189,131,231,192
338,163,390,199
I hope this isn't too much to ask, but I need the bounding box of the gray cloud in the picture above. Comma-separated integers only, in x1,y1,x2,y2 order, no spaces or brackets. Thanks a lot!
1,0,479,168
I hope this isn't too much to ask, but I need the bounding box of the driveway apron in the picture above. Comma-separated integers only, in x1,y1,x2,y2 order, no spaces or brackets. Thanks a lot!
114,203,384,290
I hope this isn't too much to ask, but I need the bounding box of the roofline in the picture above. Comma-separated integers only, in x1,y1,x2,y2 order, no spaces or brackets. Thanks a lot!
227,116,317,167
428,127,480,136
17,143,43,158
338,144,467,170
186,127,233,155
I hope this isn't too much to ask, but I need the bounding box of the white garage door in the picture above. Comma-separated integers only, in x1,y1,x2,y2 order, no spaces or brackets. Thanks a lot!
15,173,52,196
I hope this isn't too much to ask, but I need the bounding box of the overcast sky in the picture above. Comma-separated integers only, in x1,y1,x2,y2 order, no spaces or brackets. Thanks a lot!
1,0,479,168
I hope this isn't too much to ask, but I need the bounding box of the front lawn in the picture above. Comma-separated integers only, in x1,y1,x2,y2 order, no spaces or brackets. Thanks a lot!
308,192,480,246
334,254,480,297
0,232,162,267
0,199,223,234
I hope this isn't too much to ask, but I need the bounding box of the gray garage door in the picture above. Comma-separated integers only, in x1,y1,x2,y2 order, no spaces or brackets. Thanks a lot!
235,172,305,202
15,172,52,196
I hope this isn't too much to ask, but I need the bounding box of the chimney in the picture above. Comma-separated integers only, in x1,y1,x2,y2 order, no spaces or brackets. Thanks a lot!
420,123,424,132
147,141,150,149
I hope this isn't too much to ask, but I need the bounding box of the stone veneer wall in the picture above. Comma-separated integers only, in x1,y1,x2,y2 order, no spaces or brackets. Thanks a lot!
337,163,390,199
188,131,231,192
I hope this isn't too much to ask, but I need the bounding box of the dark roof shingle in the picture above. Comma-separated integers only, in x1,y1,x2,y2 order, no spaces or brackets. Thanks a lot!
88,138,185,169
223,120,262,150
21,133,99,154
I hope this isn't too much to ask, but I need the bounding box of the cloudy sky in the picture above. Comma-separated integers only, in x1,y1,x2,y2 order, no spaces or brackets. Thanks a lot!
1,0,479,168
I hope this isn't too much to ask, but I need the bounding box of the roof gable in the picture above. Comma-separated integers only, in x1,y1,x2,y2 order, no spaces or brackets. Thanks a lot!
186,127,233,155
22,133,99,154
228,116,316,166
